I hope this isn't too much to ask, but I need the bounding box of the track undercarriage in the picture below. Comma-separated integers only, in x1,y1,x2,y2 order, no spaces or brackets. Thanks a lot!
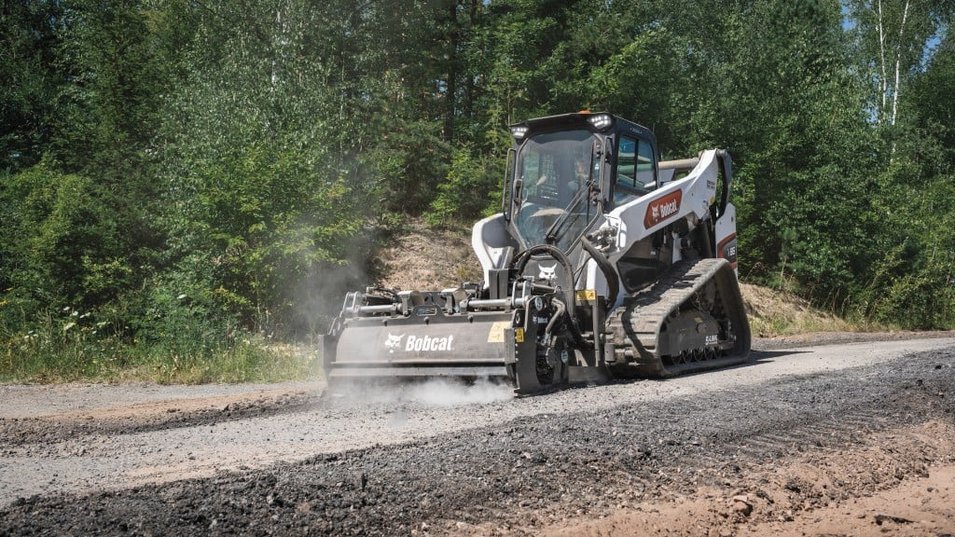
607,258,751,378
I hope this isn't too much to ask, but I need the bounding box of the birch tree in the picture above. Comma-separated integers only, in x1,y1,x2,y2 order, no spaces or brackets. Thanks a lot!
847,0,954,126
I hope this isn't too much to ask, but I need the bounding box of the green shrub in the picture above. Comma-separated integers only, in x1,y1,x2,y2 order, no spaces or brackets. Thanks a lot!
426,147,503,227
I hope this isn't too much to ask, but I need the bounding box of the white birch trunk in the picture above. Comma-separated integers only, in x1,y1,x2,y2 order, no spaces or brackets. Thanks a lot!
890,0,910,126
877,0,888,123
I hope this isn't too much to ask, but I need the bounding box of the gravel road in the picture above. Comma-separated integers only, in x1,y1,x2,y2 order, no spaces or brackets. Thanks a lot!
2,335,954,536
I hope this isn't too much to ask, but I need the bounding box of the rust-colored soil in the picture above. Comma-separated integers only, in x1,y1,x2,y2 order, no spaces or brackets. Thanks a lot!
541,421,955,537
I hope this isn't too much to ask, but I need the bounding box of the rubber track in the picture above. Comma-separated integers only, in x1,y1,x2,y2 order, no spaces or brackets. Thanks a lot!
606,258,751,377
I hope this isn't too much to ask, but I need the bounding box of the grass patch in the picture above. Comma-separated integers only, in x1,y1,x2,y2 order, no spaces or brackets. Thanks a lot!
741,282,893,337
0,326,319,384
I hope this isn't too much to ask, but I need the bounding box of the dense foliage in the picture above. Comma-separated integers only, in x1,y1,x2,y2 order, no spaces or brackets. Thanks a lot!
2,0,953,376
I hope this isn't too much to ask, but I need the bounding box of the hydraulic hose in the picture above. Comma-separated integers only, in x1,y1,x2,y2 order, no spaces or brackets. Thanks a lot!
544,296,589,350
512,244,577,317
544,297,566,340
513,244,593,350
580,236,620,313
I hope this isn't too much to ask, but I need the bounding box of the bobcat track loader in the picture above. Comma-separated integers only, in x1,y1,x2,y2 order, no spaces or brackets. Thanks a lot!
323,112,750,394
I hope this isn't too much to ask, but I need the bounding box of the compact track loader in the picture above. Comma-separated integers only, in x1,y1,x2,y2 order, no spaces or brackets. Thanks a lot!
323,112,751,393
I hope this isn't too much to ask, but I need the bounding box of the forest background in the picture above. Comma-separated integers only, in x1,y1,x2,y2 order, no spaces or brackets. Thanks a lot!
2,0,954,381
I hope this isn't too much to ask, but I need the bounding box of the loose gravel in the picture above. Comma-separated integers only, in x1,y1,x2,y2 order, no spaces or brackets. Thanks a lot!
1,342,953,536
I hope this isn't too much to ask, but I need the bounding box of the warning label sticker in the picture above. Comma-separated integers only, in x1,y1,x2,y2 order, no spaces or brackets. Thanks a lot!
487,321,510,343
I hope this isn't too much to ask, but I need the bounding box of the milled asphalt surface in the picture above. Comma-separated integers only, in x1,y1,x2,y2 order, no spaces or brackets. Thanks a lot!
1,336,954,535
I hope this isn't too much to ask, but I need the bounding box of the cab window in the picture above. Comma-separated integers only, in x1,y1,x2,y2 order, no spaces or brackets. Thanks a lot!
614,136,656,205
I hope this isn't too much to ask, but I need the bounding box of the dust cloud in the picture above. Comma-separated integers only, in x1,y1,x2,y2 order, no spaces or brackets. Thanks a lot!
402,378,514,406
326,377,514,408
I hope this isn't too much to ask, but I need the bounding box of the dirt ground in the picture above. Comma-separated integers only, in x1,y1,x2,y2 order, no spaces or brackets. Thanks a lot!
373,219,482,291
1,335,954,536
546,421,955,537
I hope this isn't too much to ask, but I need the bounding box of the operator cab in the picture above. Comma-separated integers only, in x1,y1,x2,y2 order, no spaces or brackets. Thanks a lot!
506,112,659,252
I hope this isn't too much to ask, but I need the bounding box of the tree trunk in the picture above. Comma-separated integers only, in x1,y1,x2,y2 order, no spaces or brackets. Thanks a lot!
877,0,888,123
890,0,910,126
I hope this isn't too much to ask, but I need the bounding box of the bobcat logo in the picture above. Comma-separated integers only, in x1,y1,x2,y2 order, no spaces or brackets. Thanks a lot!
644,190,683,228
650,199,677,222
384,333,404,354
538,264,557,282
